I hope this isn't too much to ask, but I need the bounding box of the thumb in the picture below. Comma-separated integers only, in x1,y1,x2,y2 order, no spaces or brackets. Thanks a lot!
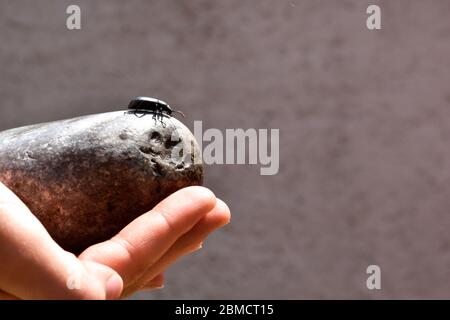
71,261,123,300
0,181,123,299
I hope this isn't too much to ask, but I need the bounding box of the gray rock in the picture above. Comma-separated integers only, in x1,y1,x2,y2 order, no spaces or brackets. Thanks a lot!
0,111,203,253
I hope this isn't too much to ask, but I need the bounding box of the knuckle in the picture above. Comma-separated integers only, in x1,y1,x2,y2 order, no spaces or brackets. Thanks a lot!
153,208,179,235
110,236,139,263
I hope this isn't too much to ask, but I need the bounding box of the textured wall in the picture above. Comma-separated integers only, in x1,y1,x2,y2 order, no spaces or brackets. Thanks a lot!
1,0,450,299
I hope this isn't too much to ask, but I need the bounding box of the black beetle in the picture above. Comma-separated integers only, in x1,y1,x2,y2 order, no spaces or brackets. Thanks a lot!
127,96,185,119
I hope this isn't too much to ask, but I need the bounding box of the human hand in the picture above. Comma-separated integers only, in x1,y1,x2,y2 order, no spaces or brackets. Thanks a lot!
0,182,230,299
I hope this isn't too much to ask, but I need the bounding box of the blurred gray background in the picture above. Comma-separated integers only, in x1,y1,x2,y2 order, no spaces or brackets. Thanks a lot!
1,0,450,299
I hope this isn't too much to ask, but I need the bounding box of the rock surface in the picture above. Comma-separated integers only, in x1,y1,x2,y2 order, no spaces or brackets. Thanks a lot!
0,111,203,253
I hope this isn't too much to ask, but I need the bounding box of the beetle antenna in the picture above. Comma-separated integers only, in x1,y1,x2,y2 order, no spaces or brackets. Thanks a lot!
172,110,185,117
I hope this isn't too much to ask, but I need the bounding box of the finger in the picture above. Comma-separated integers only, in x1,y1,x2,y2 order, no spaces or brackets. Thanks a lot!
79,186,217,287
132,274,166,297
143,273,165,289
165,198,231,254
0,182,122,299
120,273,165,298
141,273,165,291
0,290,19,300
124,199,230,295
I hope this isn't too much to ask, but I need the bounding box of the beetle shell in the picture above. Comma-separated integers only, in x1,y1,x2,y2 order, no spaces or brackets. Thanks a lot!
128,96,172,112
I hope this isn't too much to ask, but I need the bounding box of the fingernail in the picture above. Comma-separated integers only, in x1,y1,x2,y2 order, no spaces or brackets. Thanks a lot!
188,242,203,254
142,285,165,292
105,274,123,300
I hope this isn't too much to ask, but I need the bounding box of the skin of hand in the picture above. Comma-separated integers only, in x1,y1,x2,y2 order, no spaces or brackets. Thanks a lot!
0,182,231,299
